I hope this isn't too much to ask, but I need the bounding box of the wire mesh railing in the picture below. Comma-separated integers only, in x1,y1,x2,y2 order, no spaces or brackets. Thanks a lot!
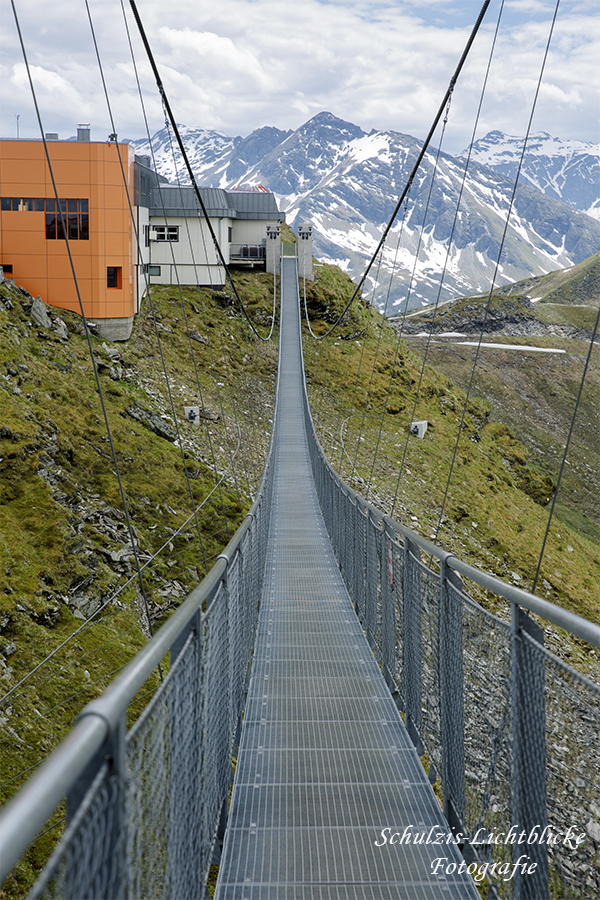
303,370,600,900
0,418,275,899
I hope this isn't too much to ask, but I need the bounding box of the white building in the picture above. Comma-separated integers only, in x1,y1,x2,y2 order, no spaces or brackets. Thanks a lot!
135,157,284,294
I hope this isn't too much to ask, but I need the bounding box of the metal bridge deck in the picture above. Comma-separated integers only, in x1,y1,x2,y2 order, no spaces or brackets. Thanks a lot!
215,258,478,899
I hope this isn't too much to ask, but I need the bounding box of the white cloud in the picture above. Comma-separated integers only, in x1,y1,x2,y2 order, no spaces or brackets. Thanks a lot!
0,0,597,150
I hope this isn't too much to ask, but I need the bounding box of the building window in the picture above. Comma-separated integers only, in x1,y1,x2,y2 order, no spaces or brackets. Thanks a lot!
1,197,34,211
45,199,57,239
1,198,89,240
228,226,233,243
107,267,122,289
43,199,89,240
144,225,150,247
148,265,161,276
1,264,13,274
153,225,179,242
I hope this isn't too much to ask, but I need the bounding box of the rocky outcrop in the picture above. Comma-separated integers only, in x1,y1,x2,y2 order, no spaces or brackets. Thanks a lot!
125,404,177,442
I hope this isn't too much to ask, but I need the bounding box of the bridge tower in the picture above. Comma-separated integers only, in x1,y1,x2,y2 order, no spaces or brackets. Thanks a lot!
298,223,314,281
266,224,281,275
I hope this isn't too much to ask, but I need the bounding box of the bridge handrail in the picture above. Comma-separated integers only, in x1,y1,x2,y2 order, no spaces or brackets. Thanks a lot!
0,355,282,889
300,285,599,897
307,418,600,649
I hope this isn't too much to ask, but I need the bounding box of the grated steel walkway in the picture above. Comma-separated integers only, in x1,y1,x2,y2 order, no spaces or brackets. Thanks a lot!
215,258,479,899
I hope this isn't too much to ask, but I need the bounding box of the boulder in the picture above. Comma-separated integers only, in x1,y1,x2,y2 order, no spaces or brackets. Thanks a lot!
31,296,52,329
125,404,177,442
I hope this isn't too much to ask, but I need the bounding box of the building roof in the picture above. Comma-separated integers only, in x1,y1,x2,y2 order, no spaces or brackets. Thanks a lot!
135,157,284,221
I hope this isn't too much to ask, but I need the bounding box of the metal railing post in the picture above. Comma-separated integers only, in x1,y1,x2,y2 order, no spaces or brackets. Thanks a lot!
353,502,366,622
342,490,352,591
403,537,422,753
365,509,378,650
439,559,465,836
332,477,340,566
169,609,203,898
381,523,396,690
511,602,549,900
65,713,126,900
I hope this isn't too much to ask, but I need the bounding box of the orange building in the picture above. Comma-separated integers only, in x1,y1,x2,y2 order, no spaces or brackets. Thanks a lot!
0,138,137,340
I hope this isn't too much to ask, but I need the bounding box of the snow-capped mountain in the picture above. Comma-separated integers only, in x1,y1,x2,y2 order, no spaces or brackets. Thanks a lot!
463,131,600,221
129,124,291,188
130,114,600,312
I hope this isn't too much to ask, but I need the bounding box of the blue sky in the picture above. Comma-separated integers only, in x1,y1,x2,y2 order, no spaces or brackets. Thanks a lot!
1,0,598,153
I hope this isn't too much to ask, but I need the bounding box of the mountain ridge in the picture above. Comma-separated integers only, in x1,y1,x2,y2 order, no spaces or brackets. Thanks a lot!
462,130,600,220
130,113,600,312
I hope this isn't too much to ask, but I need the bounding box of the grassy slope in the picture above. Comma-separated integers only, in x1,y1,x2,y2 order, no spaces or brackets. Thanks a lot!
0,271,277,897
393,252,600,543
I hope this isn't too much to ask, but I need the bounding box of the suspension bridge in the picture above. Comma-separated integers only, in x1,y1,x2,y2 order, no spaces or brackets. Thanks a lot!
1,0,600,898
0,246,599,899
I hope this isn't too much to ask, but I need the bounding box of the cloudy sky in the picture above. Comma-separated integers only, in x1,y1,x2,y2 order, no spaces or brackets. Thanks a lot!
1,0,598,154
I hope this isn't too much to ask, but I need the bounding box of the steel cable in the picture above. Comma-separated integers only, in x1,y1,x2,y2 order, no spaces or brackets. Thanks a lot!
128,0,278,344
433,0,563,545
369,3,506,504
120,0,242,507
84,0,214,577
8,0,155,643
531,301,600,594
301,0,492,343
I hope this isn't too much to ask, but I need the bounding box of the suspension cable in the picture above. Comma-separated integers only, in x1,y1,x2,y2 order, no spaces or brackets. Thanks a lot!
305,0,491,342
531,302,600,594
368,4,507,506
433,0,563,544
118,1,242,516
389,17,503,516
9,0,155,641
128,0,276,343
84,0,211,580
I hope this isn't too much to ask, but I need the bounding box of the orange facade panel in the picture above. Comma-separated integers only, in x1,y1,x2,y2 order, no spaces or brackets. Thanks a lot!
0,140,136,324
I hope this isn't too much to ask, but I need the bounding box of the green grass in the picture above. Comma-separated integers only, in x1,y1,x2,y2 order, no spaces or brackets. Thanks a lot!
302,287,600,635
0,273,278,897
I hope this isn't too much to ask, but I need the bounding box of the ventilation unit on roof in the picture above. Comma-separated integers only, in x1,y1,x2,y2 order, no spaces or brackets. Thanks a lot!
77,124,90,142
45,133,59,141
